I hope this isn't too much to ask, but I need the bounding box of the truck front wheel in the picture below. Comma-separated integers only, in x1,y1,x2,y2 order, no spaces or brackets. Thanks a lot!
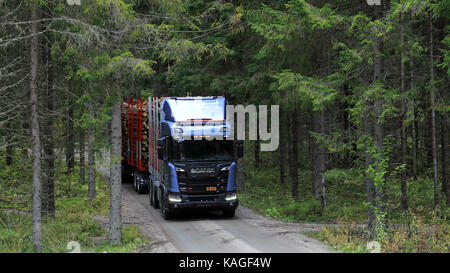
223,208,235,218
149,182,154,206
161,194,173,220
150,182,159,209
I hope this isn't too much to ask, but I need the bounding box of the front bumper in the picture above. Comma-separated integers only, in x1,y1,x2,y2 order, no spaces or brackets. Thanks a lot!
167,193,239,210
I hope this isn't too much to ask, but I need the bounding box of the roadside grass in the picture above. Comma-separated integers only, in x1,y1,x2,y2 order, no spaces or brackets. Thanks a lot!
0,154,33,211
241,153,449,253
309,210,449,253
0,153,148,253
304,219,368,253
240,167,367,223
93,225,148,253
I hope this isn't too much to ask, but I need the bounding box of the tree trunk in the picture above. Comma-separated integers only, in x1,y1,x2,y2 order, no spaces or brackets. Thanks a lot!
254,139,260,169
373,34,386,235
429,12,439,208
80,129,86,184
400,97,408,210
342,83,356,168
279,108,287,185
42,31,55,218
66,98,75,173
441,114,449,206
5,146,13,165
312,110,326,207
109,102,122,243
363,105,377,234
87,123,96,199
237,156,245,191
365,5,386,236
422,110,433,170
410,59,418,179
289,109,299,200
30,0,42,252
236,113,245,191
400,16,408,210
5,122,13,166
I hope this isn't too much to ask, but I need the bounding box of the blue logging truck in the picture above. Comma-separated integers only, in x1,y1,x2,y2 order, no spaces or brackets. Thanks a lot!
121,96,242,219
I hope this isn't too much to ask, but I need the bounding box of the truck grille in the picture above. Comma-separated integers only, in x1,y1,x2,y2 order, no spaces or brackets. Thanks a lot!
178,177,227,195
185,196,219,202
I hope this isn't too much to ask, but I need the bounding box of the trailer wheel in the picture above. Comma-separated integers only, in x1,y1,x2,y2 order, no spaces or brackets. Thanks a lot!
223,208,235,218
132,174,137,192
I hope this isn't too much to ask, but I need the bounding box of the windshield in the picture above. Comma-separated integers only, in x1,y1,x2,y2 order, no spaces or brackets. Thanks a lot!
172,140,233,161
166,98,225,121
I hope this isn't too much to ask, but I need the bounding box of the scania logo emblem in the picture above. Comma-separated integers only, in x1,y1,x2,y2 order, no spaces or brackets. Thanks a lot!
191,168,215,174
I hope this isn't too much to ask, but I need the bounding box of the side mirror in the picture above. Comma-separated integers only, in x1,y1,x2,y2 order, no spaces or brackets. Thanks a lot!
157,138,165,160
237,140,244,158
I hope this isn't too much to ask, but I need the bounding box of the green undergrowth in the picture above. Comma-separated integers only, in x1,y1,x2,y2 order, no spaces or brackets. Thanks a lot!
0,153,148,252
240,167,367,223
310,210,449,253
240,160,449,252
241,161,448,223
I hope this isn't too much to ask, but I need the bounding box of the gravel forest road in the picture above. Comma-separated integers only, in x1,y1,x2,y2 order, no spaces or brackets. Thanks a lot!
97,167,335,253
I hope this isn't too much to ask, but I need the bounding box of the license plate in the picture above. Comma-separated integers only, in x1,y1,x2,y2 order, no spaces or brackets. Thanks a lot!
206,186,217,191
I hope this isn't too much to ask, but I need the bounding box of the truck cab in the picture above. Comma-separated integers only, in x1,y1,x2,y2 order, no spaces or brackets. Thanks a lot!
149,97,242,219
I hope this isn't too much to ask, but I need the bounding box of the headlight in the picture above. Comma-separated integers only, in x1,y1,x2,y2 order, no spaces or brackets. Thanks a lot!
176,167,185,172
225,192,237,201
174,127,183,134
168,193,182,202
220,165,230,171
176,167,186,178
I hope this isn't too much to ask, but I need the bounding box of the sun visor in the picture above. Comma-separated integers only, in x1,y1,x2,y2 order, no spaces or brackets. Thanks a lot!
160,97,231,139
163,97,226,122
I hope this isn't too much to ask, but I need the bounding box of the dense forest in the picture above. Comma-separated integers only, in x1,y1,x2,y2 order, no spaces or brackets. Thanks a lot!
0,0,449,253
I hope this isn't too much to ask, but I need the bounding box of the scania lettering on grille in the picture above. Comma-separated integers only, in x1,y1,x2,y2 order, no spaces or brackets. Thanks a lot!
191,168,215,174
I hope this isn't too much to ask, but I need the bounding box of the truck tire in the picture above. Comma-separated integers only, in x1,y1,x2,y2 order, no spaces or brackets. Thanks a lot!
137,180,145,194
150,182,159,209
149,182,154,206
160,194,173,220
133,174,137,192
223,208,235,218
